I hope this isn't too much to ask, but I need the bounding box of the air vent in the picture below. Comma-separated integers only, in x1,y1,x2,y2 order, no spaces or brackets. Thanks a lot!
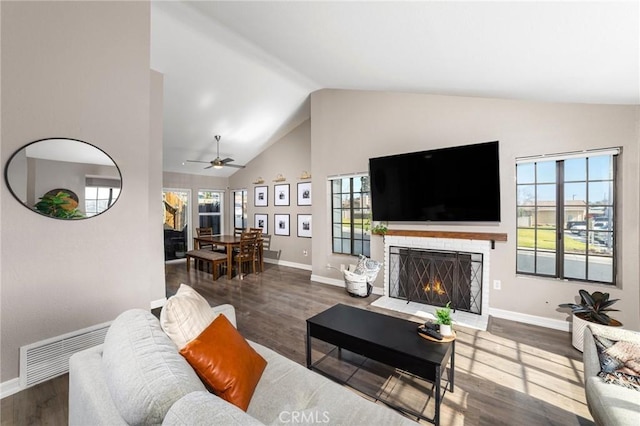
20,321,111,388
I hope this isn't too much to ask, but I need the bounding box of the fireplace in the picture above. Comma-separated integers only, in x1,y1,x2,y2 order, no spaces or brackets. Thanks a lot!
388,247,483,314
374,234,494,330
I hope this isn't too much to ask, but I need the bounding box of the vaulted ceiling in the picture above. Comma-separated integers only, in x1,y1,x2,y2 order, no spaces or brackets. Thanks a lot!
151,1,639,177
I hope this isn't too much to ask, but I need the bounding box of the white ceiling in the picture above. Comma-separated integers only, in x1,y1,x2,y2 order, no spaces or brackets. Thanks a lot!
151,1,639,177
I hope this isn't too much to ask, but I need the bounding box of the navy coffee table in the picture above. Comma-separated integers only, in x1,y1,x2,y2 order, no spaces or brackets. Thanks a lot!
306,303,454,425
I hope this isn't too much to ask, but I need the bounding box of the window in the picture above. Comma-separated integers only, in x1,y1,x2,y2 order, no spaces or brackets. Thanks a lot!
85,177,121,217
198,190,224,235
331,175,371,257
516,149,618,284
233,190,247,229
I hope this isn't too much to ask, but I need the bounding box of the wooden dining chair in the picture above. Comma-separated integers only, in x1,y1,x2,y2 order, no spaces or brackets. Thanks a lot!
196,227,214,250
250,229,268,272
234,231,258,279
196,227,225,254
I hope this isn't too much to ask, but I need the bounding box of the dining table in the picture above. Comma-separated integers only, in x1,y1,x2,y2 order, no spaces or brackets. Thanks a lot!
193,235,242,279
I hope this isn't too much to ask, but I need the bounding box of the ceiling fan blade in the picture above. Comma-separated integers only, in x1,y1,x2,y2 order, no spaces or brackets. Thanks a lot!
189,136,244,170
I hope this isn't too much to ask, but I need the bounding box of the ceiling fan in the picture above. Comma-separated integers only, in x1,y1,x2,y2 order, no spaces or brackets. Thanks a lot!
187,135,245,169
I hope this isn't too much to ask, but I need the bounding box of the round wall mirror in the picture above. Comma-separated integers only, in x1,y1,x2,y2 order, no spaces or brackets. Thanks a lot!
4,138,122,220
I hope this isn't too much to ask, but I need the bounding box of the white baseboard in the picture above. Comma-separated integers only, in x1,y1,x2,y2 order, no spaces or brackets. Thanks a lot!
1,378,21,399
489,307,570,332
264,258,312,271
371,286,384,295
310,274,384,295
150,298,167,310
310,274,344,287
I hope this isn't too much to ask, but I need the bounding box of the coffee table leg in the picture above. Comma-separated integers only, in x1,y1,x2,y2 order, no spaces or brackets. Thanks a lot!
306,322,312,369
435,368,441,426
450,340,455,392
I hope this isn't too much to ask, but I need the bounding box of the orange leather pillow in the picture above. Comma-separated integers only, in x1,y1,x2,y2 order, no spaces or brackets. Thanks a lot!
179,314,267,411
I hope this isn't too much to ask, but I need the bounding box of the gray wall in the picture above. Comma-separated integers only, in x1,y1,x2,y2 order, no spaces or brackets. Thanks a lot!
310,89,639,329
0,1,164,382
229,119,312,267
162,119,312,265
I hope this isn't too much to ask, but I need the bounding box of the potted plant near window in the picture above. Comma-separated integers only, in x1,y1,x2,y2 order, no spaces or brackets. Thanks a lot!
435,302,453,336
370,222,388,236
559,289,622,352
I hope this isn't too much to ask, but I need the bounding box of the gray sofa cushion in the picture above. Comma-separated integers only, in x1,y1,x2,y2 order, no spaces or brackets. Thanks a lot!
247,341,416,426
102,309,206,425
162,391,263,425
69,345,127,426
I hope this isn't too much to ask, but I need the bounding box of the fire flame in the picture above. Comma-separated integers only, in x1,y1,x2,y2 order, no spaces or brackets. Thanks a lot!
423,279,446,295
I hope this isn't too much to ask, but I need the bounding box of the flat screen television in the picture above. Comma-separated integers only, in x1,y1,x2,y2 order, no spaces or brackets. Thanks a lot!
369,141,501,222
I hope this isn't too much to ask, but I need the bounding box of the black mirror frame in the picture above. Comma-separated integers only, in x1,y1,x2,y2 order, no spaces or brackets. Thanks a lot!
4,137,123,220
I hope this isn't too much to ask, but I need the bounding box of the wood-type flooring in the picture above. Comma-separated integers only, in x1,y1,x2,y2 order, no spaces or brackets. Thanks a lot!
1,261,594,425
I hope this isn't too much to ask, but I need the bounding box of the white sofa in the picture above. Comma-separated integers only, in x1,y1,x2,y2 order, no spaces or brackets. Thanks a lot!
583,326,640,426
69,304,416,425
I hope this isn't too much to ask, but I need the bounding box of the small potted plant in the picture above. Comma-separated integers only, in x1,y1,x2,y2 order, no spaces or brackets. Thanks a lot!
370,222,388,235
435,302,453,336
559,289,622,351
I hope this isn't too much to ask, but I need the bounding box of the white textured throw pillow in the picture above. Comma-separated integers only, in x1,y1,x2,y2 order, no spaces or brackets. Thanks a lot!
160,284,216,349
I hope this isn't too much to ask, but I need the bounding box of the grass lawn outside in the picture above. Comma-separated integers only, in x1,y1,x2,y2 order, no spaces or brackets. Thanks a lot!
517,228,592,252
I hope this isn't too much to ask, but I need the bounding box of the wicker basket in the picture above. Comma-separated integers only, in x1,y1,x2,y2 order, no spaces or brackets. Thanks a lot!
343,256,381,298
344,269,372,297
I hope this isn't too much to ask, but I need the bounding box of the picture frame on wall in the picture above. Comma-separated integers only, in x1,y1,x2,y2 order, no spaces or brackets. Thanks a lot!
274,214,290,236
297,182,312,206
254,214,268,235
297,214,312,238
254,186,268,207
274,184,290,206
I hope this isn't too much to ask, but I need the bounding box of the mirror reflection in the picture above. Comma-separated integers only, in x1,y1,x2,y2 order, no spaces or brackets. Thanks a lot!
4,138,122,220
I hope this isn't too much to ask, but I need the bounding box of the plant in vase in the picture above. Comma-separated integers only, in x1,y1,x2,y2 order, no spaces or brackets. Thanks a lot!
435,302,453,336
558,289,622,351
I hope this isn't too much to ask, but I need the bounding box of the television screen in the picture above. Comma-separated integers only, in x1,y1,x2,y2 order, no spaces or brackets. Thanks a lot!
369,141,501,222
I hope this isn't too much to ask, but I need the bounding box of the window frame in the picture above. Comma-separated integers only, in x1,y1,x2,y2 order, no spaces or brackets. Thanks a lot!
329,173,371,257
84,177,121,217
232,189,248,230
197,189,224,236
515,148,618,285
